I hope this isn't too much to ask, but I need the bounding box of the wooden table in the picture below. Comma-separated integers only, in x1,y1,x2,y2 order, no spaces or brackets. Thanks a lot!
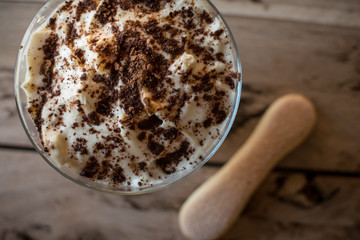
1,0,360,239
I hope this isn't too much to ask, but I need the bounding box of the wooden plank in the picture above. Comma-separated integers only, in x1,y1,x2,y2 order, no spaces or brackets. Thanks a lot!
1,0,359,28
0,149,211,240
0,2,360,172
1,150,360,239
0,2,50,146
210,16,360,171
212,0,360,29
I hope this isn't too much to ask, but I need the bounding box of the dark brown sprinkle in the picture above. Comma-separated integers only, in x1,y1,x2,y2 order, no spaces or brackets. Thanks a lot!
96,97,112,116
188,43,204,57
39,33,58,92
40,60,52,79
192,75,214,93
137,131,146,141
88,111,100,125
163,127,178,140
203,118,213,128
75,100,85,113
178,93,188,108
80,156,99,178
224,76,235,89
80,73,87,81
74,137,88,155
147,139,164,155
58,104,66,115
121,0,169,12
184,19,195,30
75,0,97,22
155,140,191,174
216,52,224,62
89,128,99,134
211,29,224,39
203,51,215,63
144,19,162,39
137,114,163,130
75,49,85,64
200,10,213,24
153,127,164,135
66,21,78,46
72,122,79,129
161,38,184,56
95,142,105,150
112,166,126,183
32,93,47,134
93,73,105,83
118,84,144,116
60,0,74,12
180,7,194,18
212,102,227,124
97,160,111,180
105,135,122,143
231,71,241,81
203,94,212,101
48,17,56,30
95,0,118,24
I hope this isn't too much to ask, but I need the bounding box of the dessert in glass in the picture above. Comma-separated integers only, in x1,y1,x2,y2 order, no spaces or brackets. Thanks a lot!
15,0,242,194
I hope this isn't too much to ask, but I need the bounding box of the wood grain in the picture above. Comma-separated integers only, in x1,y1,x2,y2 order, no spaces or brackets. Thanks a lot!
1,150,360,240
1,0,360,28
211,16,360,171
1,1,360,240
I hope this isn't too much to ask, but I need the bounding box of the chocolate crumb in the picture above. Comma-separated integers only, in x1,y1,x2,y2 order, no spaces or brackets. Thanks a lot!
138,114,163,130
156,140,191,174
137,131,146,141
74,137,88,155
95,0,118,24
112,166,126,183
203,118,212,128
66,21,78,46
80,156,100,178
148,139,164,155
80,73,87,81
224,76,235,89
163,127,178,140
88,112,100,125
138,161,147,171
75,49,85,64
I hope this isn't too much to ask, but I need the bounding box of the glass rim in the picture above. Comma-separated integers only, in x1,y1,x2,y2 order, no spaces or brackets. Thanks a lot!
14,0,242,195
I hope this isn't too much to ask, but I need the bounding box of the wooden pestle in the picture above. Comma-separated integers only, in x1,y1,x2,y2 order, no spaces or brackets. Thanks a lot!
178,93,316,240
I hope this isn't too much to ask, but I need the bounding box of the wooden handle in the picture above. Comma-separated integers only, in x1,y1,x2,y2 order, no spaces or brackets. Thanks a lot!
178,93,316,240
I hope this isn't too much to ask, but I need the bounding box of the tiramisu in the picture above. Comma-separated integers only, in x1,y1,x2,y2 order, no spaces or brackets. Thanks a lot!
22,0,240,189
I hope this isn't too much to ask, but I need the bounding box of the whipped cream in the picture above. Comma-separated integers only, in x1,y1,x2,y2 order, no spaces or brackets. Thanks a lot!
23,0,240,189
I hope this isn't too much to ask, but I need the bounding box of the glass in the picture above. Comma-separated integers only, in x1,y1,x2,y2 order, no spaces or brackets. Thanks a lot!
14,0,242,195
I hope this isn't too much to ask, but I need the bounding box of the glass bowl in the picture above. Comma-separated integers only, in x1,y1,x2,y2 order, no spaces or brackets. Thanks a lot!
14,0,242,195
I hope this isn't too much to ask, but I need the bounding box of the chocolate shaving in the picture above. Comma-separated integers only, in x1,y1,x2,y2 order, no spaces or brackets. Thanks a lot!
80,156,100,178
74,137,88,155
95,0,118,24
147,139,164,155
156,140,191,174
112,166,126,183
163,127,178,140
88,111,100,125
76,0,97,21
137,114,163,130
